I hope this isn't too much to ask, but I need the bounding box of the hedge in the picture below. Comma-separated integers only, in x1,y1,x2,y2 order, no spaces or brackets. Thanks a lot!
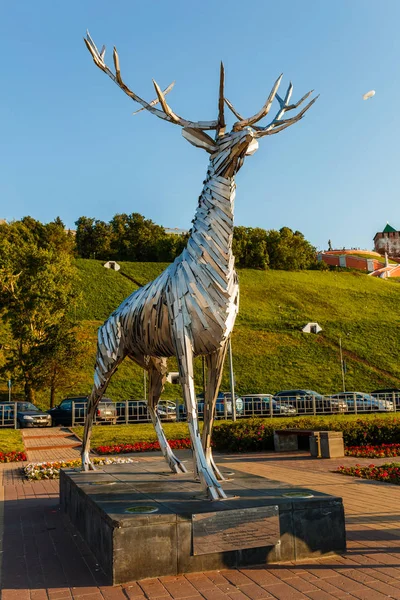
212,414,400,452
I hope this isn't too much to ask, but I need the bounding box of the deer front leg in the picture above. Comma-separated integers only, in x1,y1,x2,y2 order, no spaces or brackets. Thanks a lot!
174,326,227,500
82,396,97,471
202,343,229,481
82,324,125,472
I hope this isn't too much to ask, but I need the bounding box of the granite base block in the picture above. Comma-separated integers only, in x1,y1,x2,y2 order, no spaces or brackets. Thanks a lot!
60,458,346,584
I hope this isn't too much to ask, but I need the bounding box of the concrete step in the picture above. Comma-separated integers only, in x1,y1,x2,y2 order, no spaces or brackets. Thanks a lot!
22,427,82,452
24,442,82,451
22,432,76,440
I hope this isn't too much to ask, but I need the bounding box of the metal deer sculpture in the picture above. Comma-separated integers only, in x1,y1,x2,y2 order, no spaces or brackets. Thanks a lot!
82,32,317,500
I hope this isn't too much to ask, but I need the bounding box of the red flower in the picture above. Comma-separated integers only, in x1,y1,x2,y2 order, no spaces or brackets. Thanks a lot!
95,438,192,455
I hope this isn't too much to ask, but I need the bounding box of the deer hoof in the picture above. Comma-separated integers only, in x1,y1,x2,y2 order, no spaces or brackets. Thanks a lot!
199,466,228,500
81,454,96,472
168,456,188,474
207,483,228,501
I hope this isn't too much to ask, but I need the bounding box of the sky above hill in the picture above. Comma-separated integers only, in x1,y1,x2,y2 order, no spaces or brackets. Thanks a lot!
1,1,399,252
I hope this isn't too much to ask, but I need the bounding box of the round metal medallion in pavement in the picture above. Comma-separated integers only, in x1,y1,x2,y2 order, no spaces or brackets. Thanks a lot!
125,506,159,514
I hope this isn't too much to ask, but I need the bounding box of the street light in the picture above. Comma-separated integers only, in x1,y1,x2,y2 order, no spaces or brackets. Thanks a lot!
339,337,346,392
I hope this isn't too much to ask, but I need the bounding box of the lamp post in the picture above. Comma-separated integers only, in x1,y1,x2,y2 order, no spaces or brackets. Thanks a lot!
228,338,236,422
339,337,346,392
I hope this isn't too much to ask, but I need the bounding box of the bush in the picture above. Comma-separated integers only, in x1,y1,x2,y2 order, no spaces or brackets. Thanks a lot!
212,414,400,452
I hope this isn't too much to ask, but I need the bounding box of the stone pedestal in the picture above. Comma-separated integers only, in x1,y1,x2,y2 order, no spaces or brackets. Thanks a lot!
320,431,345,458
60,458,346,584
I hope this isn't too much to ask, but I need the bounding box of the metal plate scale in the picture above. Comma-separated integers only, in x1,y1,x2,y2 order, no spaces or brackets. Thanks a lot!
192,505,280,555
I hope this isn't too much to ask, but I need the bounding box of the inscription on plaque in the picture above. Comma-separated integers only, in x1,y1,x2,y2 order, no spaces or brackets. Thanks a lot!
192,505,280,555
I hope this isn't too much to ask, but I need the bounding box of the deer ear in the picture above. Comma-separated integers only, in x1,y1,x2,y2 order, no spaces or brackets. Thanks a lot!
182,127,217,153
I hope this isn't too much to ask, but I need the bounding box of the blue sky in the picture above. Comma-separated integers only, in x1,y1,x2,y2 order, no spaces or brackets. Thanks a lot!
1,0,399,251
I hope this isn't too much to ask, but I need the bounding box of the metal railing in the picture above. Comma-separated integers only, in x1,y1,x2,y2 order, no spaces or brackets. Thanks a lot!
235,392,398,419
71,400,180,426
0,402,18,428
70,393,398,426
2,392,398,429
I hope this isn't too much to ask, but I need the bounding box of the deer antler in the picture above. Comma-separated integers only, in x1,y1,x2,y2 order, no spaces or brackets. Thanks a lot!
84,31,218,131
232,74,283,130
253,86,318,137
132,81,176,115
226,76,317,137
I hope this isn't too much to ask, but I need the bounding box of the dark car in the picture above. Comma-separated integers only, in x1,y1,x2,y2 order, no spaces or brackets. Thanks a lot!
177,392,244,420
273,389,347,414
48,396,117,426
2,402,52,428
241,394,297,417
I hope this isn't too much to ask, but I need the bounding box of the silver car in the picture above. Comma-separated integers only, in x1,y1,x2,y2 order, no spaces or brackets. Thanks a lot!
329,392,394,412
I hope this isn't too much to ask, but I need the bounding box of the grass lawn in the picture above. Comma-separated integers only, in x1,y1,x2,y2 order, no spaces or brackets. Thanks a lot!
0,430,24,453
72,422,201,447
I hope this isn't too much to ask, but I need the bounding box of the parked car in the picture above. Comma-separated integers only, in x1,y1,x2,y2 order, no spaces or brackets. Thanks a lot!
273,390,348,414
329,392,394,412
47,397,117,426
116,400,150,422
2,402,52,428
115,400,177,422
157,400,177,421
177,392,244,420
241,394,297,416
372,389,400,409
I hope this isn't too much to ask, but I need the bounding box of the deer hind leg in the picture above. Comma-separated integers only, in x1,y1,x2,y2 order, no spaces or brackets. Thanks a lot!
82,321,125,471
174,325,227,500
145,356,187,474
128,353,187,473
202,343,229,481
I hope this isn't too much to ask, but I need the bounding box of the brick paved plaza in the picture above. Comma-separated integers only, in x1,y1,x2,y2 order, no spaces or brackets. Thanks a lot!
1,450,400,600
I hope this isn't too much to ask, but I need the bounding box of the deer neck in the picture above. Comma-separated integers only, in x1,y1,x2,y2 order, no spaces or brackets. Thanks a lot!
185,162,236,280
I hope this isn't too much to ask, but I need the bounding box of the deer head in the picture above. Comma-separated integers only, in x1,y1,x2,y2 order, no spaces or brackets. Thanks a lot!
84,32,318,178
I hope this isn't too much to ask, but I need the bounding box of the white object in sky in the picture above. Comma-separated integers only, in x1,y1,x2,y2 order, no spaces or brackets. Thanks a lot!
363,90,375,100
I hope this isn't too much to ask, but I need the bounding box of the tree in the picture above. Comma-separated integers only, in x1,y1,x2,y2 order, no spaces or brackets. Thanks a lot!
233,226,269,269
0,219,80,403
75,217,112,259
40,319,88,407
109,213,170,261
266,227,316,270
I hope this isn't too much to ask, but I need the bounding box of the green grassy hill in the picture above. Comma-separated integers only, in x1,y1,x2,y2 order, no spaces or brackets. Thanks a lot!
2,260,400,408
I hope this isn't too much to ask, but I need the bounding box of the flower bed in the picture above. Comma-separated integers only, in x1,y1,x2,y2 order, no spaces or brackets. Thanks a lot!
95,438,192,455
23,456,138,481
336,462,400,484
0,451,27,463
345,443,400,458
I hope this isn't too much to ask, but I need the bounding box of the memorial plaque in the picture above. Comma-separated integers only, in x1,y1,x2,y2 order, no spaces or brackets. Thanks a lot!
192,505,280,555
